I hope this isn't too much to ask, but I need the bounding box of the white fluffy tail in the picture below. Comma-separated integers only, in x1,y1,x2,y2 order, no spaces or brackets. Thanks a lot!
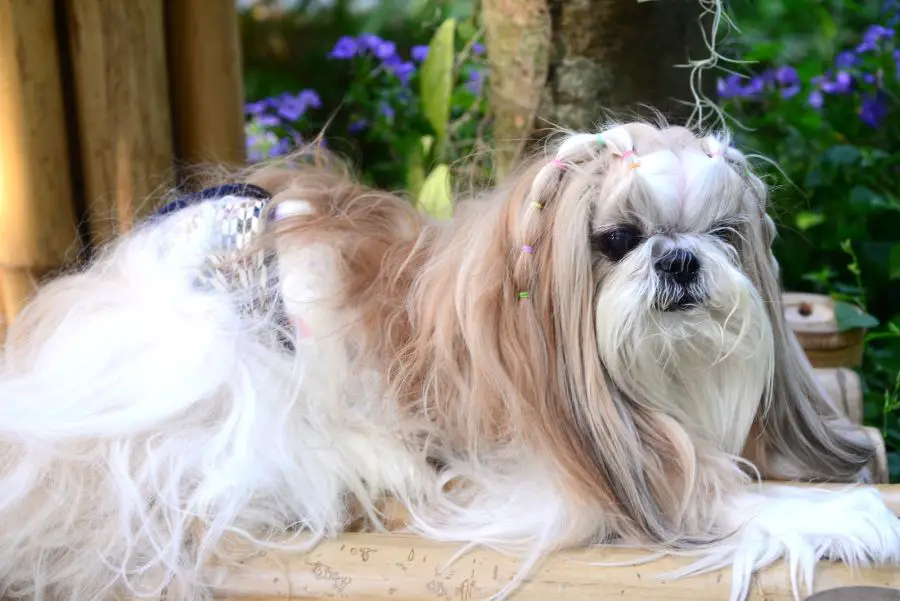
667,484,900,601
0,206,411,601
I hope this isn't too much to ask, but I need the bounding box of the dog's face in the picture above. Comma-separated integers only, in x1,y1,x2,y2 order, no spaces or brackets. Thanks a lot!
522,124,776,453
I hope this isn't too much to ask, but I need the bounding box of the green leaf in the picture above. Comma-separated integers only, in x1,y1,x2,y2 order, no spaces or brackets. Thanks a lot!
406,150,426,199
824,144,861,166
803,167,825,189
834,300,880,332
794,211,825,231
420,18,456,149
890,244,900,281
850,184,885,208
417,164,453,219
420,135,434,160
407,136,436,196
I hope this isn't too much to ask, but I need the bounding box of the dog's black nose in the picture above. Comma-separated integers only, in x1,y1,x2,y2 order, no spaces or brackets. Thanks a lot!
655,249,700,285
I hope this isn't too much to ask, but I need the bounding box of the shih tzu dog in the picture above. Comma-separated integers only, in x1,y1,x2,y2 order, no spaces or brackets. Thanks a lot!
0,122,897,601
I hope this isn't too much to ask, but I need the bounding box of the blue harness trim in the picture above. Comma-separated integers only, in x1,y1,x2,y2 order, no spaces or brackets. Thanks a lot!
158,184,295,352
156,183,273,217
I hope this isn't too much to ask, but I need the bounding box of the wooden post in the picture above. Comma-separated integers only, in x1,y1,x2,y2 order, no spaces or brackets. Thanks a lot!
0,1,81,328
64,0,174,248
784,292,867,368
165,0,246,184
815,367,863,425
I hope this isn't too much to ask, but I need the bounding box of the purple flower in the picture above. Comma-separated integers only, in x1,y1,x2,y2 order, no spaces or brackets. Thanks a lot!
357,34,383,52
865,24,895,44
257,114,281,127
857,24,895,52
857,39,877,53
411,45,429,62
808,90,824,109
379,103,395,122
781,84,801,99
860,92,888,127
821,71,853,93
717,73,744,98
773,66,800,98
245,101,268,115
387,60,415,84
348,119,367,134
277,101,305,121
329,36,357,59
246,133,267,162
836,51,857,68
863,73,878,84
775,65,798,85
374,40,397,61
472,42,486,56
297,89,322,110
742,75,767,97
466,68,484,94
272,137,292,157
246,130,282,162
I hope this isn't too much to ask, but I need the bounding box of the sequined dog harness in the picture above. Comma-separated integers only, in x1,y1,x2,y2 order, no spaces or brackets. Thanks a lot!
156,183,294,351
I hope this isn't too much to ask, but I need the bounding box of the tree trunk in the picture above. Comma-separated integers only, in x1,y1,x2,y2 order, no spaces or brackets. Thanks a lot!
484,0,716,175
482,0,552,179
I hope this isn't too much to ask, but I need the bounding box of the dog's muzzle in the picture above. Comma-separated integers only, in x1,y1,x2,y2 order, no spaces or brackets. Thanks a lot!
654,248,702,311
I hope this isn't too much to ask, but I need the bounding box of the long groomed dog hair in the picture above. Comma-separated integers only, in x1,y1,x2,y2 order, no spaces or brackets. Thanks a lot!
0,121,897,601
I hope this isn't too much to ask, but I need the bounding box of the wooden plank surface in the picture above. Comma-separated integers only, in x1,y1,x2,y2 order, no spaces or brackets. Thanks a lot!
209,534,899,601
64,0,174,247
204,484,900,601
165,0,246,179
0,1,81,321
128,485,900,601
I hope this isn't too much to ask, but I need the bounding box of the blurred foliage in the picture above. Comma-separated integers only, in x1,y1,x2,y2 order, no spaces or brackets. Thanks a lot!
718,0,900,479
240,0,488,197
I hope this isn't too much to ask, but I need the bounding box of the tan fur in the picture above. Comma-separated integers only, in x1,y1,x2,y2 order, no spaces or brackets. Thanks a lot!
240,123,873,551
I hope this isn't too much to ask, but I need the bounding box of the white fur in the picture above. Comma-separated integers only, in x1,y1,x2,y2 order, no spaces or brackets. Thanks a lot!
0,198,429,601
595,235,772,453
673,485,900,601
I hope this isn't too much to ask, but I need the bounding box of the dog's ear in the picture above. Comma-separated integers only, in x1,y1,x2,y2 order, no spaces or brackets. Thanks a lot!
741,212,874,482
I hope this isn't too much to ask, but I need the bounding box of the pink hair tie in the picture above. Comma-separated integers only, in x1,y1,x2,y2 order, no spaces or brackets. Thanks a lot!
621,149,640,169
522,244,534,254
551,158,567,170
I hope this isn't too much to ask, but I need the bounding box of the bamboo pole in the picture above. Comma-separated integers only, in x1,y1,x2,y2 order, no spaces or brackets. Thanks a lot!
206,535,899,601
197,484,900,600
64,0,174,248
165,0,246,183
0,1,81,324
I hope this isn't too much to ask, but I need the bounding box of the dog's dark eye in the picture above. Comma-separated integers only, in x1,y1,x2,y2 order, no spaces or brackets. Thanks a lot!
591,226,644,261
710,226,741,247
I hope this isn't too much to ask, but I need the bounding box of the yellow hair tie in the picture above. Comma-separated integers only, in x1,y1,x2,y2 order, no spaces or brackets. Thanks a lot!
532,201,544,209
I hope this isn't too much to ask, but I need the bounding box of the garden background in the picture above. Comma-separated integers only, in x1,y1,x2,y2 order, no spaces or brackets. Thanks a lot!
239,0,900,480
